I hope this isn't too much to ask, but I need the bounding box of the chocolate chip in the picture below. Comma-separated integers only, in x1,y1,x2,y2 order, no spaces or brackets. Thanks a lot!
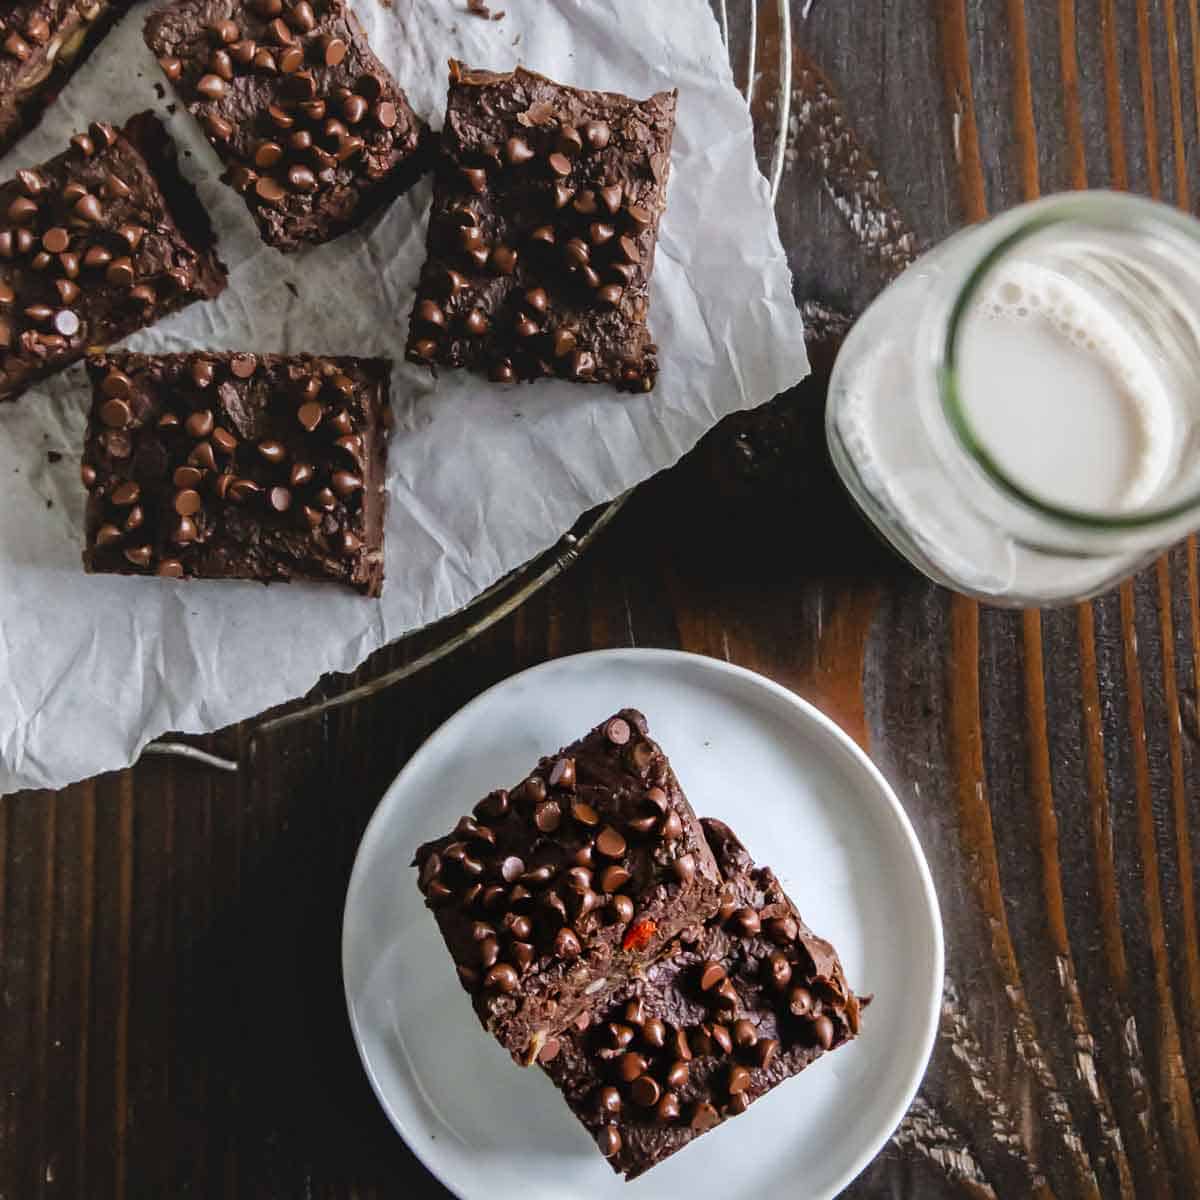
158,559,184,579
641,1018,666,1049
266,486,291,513
536,1037,561,1065
583,120,611,149
552,183,574,209
123,545,152,568
185,409,214,438
595,827,626,859
484,963,519,993
255,177,286,205
105,257,134,287
664,1060,690,1091
672,853,696,884
287,1,316,32
610,894,634,924
288,164,317,193
732,907,761,936
95,523,121,547
460,166,488,194
728,1065,752,1095
605,1022,634,1049
598,1085,622,1115
557,126,583,156
133,284,158,306
475,789,509,820
599,865,629,892
659,810,682,841
41,227,69,254
755,1037,779,1068
670,1028,692,1061
520,864,554,888
212,428,238,454
231,354,257,379
111,481,140,506
477,937,500,969
99,398,131,429
490,245,518,274
529,225,556,247
81,464,97,489
813,1013,836,1050
699,961,726,991
710,1023,734,1055
534,800,561,833
572,844,594,869
505,913,533,941
375,101,398,129
464,309,489,336
563,237,589,268
766,916,798,944
256,48,279,73
196,74,226,100
630,1075,660,1107
690,1101,721,1132
597,284,623,309
321,35,348,66
74,194,103,224
547,152,571,177
548,756,575,789
788,985,813,1017
564,866,593,894
173,488,202,517
122,506,144,532
554,927,581,959
623,998,645,1025
505,136,534,165
617,1051,646,1082
600,185,623,214
8,195,37,223
732,1019,758,1049
597,1126,621,1158
766,952,792,990
289,462,314,488
342,93,367,124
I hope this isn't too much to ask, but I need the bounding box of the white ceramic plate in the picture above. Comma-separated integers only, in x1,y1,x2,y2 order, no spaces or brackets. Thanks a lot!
344,649,943,1200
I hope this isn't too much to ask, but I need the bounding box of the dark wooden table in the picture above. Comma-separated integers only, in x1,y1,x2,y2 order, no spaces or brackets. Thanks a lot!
4,2,1199,1196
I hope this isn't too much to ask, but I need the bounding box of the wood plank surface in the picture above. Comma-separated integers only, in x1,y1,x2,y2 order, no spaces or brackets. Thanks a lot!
3,2,1200,1197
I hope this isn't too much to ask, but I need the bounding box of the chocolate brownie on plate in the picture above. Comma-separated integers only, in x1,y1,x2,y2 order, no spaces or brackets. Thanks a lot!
540,818,866,1180
413,709,724,1064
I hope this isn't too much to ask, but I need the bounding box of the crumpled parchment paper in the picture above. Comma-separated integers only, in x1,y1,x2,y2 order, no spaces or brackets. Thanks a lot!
0,0,808,794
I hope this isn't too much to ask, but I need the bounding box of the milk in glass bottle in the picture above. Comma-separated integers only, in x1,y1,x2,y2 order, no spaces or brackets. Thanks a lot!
826,192,1200,606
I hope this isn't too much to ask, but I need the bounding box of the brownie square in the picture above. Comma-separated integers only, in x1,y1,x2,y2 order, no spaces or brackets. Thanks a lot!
413,709,724,1064
0,111,226,403
144,0,428,252
81,351,391,594
405,62,676,392
541,818,866,1181
0,2,134,158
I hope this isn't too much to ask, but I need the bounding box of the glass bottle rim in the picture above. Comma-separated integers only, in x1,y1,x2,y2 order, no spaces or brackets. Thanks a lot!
938,191,1200,530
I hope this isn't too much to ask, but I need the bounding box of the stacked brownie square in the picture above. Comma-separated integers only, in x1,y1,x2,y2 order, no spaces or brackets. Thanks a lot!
413,710,865,1180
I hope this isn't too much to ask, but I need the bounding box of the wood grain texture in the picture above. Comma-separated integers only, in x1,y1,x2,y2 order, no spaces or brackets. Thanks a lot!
3,2,1200,1197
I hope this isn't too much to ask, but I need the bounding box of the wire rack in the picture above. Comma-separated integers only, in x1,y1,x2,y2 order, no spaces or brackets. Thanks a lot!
145,0,793,774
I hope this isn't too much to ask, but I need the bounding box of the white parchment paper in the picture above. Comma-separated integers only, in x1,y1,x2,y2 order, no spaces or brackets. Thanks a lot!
0,0,808,794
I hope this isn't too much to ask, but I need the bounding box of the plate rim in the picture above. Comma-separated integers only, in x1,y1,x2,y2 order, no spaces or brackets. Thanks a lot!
343,647,944,1200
